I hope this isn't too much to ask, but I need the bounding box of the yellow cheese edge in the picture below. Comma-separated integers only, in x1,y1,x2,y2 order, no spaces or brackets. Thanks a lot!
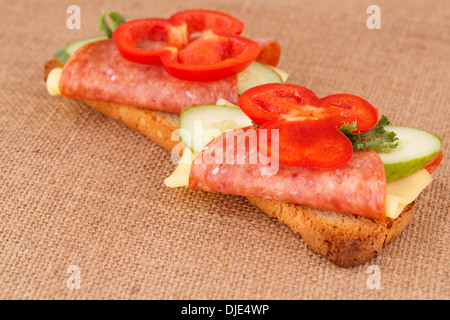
385,169,432,219
46,67,63,96
163,148,195,188
215,98,238,108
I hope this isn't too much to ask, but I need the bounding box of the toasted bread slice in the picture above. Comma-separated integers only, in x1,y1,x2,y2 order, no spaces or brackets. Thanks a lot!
44,60,415,267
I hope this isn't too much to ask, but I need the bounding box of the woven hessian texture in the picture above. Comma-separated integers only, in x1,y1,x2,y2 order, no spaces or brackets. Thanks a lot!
0,0,448,299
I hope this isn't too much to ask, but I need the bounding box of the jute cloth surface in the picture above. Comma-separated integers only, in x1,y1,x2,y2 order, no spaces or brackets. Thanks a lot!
0,0,448,299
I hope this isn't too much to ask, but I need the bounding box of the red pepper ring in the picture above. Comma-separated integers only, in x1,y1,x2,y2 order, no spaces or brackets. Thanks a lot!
238,83,379,168
256,118,354,168
161,31,261,81
112,10,262,81
113,18,189,65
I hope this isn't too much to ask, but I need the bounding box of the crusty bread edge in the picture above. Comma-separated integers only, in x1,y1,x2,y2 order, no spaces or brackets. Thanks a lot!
44,60,415,267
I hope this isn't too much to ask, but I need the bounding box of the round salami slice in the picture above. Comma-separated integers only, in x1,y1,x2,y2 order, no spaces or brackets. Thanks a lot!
59,39,238,114
189,127,386,220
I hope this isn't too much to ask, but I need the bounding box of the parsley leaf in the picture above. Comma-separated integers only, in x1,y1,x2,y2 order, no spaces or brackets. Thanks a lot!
339,115,399,152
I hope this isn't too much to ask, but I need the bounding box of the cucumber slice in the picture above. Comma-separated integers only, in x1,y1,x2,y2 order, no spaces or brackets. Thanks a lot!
378,126,442,181
65,36,107,55
53,36,108,64
179,104,253,155
237,61,283,95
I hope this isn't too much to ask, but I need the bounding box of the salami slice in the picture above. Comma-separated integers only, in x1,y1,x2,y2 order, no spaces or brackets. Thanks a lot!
189,127,386,220
59,39,238,114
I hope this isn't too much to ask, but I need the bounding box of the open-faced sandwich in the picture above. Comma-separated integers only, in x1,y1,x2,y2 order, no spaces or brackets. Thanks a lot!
45,10,443,267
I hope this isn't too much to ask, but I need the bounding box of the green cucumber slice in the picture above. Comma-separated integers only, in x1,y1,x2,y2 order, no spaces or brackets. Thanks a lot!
179,104,253,155
378,126,442,181
237,61,283,95
53,36,108,64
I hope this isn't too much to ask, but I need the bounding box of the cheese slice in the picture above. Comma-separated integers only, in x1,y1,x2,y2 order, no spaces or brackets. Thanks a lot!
385,169,432,219
215,98,238,108
46,68,63,96
164,148,195,188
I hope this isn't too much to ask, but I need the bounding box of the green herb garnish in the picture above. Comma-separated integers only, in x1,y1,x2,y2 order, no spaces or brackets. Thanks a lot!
98,11,126,38
339,115,399,152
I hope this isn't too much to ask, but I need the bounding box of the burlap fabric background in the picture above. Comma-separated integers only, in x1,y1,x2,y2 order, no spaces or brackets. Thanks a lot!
0,0,448,300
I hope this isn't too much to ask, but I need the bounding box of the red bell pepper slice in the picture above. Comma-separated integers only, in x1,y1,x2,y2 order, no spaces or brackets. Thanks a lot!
112,10,261,82
257,118,354,168
319,94,379,133
238,83,379,168
112,18,188,65
161,31,261,81
239,84,319,125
